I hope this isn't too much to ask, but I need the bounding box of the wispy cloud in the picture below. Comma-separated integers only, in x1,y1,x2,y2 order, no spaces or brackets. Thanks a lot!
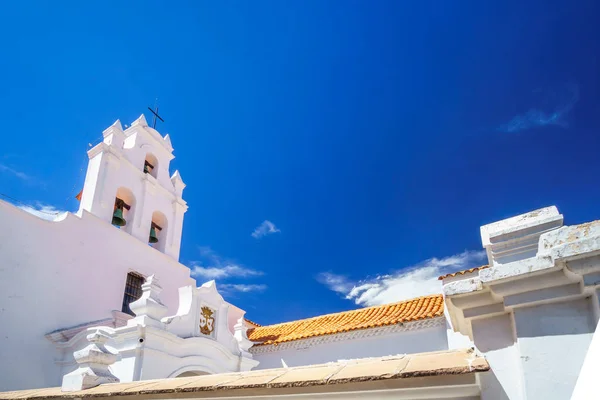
0,163,31,181
18,203,66,221
190,264,262,279
317,272,355,294
497,83,579,133
317,250,486,307
219,284,267,293
190,246,263,280
251,220,280,239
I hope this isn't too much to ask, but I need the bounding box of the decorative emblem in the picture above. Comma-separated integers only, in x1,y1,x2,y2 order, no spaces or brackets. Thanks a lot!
199,306,215,335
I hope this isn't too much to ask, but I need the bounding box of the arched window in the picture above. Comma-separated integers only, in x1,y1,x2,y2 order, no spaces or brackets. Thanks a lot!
113,187,136,233
143,153,159,179
149,210,168,252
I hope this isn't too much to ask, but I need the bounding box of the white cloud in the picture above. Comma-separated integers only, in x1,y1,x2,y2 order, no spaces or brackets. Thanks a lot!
497,83,579,133
190,264,262,279
317,272,355,294
251,220,280,239
189,246,263,280
317,250,487,307
18,203,66,221
0,163,31,181
219,284,267,293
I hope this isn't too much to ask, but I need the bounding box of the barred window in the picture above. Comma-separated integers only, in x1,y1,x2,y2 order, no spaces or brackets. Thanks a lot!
121,272,145,316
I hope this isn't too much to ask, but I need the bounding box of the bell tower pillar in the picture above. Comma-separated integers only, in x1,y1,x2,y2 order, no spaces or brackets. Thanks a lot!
78,120,128,224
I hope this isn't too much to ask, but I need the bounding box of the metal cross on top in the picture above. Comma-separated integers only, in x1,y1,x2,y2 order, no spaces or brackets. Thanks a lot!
147,105,165,129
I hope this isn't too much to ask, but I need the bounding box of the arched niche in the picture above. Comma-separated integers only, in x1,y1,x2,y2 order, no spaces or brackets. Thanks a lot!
149,210,168,252
175,371,210,378
114,187,136,233
168,365,213,378
143,153,159,179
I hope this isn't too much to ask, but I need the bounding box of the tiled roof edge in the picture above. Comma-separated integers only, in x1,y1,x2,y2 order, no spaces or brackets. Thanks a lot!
249,316,446,352
252,294,443,329
438,265,489,280
244,318,261,327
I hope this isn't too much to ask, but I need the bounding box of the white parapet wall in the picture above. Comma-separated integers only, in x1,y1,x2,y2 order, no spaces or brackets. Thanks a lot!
443,206,600,400
0,199,197,391
251,317,449,370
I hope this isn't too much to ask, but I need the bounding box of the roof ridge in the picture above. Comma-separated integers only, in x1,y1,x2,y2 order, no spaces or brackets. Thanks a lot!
255,294,443,329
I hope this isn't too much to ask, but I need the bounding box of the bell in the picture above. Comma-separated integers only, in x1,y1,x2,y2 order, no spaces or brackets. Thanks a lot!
143,164,149,174
112,208,126,227
149,226,159,243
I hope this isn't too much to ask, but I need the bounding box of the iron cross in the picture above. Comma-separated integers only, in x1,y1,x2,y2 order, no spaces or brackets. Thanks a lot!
147,105,165,129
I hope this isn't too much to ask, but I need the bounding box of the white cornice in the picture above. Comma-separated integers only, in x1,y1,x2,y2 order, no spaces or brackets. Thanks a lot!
249,317,445,355
45,317,114,346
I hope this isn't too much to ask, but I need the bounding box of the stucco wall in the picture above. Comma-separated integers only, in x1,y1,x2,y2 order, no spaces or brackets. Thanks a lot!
472,314,524,400
252,322,448,370
514,299,594,400
572,317,600,399
0,200,195,391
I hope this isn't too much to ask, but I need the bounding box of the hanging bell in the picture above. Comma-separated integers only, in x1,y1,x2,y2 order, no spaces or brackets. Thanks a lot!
144,161,153,174
112,208,126,227
149,226,159,243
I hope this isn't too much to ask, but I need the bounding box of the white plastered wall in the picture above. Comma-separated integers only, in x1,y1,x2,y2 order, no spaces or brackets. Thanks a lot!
513,299,595,400
0,201,195,391
252,321,448,370
443,206,600,400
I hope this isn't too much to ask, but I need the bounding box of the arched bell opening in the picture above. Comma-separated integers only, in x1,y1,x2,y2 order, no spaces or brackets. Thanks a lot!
113,187,136,233
143,153,159,179
149,210,168,252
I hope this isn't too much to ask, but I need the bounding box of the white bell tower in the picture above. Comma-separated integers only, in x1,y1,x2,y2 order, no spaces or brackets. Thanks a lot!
78,114,188,261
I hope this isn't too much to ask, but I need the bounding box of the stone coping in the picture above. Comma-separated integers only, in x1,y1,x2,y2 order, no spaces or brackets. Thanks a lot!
0,348,488,399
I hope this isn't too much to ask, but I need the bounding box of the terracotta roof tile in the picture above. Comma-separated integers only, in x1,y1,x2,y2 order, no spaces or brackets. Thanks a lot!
437,265,489,280
247,294,444,346
244,318,261,327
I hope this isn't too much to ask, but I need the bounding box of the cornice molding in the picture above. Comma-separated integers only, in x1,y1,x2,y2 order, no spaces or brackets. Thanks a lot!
45,310,131,348
249,317,445,355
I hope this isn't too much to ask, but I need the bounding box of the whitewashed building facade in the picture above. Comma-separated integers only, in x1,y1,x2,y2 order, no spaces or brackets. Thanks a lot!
0,116,598,399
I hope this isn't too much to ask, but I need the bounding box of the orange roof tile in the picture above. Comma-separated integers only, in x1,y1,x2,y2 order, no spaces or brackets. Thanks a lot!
438,265,489,280
244,318,261,327
247,294,444,346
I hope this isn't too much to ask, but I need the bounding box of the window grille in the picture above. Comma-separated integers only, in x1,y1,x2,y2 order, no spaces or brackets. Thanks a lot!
121,272,145,316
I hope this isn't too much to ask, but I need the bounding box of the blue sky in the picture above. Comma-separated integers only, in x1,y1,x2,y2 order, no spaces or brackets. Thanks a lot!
1,1,600,324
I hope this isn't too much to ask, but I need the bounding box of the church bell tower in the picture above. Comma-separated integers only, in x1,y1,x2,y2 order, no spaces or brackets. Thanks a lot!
77,114,188,261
